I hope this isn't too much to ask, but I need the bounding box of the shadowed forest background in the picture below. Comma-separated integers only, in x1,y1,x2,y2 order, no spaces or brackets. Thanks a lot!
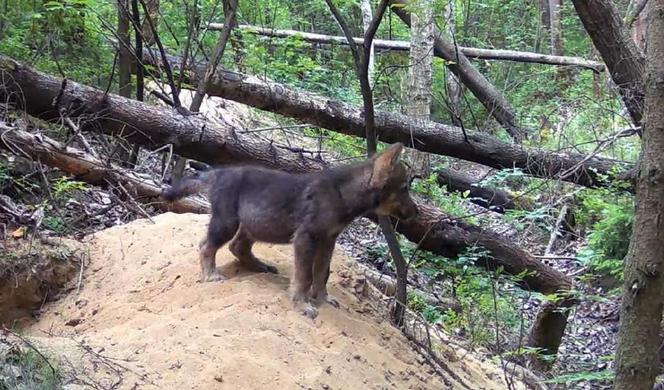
0,0,662,389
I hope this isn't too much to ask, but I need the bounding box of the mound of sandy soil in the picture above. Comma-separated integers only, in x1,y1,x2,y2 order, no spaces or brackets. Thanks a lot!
26,213,517,389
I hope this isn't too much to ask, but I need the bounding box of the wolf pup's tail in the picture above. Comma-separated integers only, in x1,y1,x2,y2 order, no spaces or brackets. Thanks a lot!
161,171,212,202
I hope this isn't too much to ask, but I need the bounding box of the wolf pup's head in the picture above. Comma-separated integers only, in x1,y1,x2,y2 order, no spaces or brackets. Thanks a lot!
368,143,419,221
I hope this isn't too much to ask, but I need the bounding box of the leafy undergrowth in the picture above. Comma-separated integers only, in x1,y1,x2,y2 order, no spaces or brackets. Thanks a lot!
0,332,62,390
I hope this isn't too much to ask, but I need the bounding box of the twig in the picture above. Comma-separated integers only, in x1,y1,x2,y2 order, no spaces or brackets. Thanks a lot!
2,327,56,377
116,182,155,223
64,117,100,159
76,252,85,295
544,204,569,256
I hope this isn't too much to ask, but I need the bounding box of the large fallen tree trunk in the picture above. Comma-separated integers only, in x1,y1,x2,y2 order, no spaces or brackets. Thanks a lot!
571,0,645,127
133,48,526,211
389,0,525,142
0,55,575,360
0,123,209,214
133,48,634,191
201,68,634,190
208,23,605,72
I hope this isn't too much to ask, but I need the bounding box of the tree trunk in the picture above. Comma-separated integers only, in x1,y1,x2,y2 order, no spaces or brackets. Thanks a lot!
0,54,574,323
526,300,573,371
117,0,132,99
390,0,525,142
548,0,563,56
443,2,462,125
631,13,647,51
140,0,159,46
359,0,375,86
129,0,144,167
571,0,645,127
207,23,605,71
613,1,664,388
540,0,551,32
403,0,434,176
116,0,134,166
628,0,648,51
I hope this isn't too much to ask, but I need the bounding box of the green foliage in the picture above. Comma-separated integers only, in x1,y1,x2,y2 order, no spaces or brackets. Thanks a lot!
404,244,523,347
412,172,477,223
0,341,62,390
546,369,613,385
52,176,86,200
576,189,634,280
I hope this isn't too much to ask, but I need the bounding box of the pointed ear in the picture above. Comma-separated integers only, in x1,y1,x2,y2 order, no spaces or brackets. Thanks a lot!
369,143,404,189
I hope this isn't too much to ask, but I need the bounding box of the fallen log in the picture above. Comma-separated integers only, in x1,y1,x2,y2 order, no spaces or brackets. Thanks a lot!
133,48,634,190
0,123,209,214
0,56,573,292
208,23,605,72
436,167,524,212
132,48,532,210
202,68,634,190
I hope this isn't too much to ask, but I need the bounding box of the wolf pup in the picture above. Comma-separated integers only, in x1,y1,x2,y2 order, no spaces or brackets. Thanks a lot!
161,143,418,318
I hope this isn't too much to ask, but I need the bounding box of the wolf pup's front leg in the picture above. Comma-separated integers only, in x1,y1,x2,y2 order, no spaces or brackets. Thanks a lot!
310,238,339,309
291,232,318,319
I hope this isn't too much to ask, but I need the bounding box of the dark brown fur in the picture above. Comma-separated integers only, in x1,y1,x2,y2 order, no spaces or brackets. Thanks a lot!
161,143,418,318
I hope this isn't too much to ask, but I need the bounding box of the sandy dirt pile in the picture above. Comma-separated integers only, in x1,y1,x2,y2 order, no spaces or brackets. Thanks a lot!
27,213,517,389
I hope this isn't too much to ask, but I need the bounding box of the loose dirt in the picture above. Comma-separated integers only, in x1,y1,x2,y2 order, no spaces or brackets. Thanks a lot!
26,212,517,389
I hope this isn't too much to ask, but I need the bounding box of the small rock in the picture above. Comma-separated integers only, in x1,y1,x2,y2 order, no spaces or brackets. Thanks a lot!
65,318,84,327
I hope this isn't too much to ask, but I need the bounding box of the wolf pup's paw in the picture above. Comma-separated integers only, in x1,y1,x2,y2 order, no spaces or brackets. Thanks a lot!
295,302,319,319
201,270,225,282
253,262,278,274
325,295,340,308
311,292,340,309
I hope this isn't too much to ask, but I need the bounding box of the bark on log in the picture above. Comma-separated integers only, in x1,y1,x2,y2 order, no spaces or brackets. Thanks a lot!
571,0,645,127
0,56,327,174
389,0,525,142
207,23,605,72
201,68,634,190
0,55,573,296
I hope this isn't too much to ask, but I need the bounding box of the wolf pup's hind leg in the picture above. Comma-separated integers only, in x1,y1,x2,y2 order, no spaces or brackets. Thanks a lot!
200,212,239,282
229,226,278,274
